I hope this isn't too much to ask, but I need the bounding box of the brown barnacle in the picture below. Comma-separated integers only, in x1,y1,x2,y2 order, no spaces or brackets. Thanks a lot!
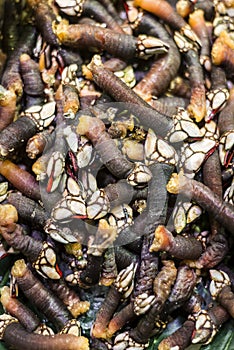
189,9,211,71
87,180,134,220
218,86,234,136
47,279,90,318
133,234,158,315
185,49,207,122
202,150,223,238
184,233,229,269
0,204,18,226
0,313,89,350
1,25,37,97
32,153,51,180
210,269,234,318
0,286,40,332
211,31,234,73
19,53,44,98
192,305,230,344
92,262,137,339
115,162,172,247
132,14,181,99
11,259,72,331
26,127,54,159
128,300,168,344
214,285,234,318
206,66,229,121
158,319,195,350
56,0,124,34
166,265,197,312
0,85,17,131
28,0,59,47
92,285,123,339
134,0,185,30
167,173,234,233
153,260,177,312
107,237,158,336
0,223,61,279
63,84,80,119
85,56,173,137
134,0,200,46
54,20,168,60
150,225,203,260
39,48,59,87
0,101,56,159
107,302,137,339
76,226,109,287
0,160,41,200
84,55,150,107
77,115,134,179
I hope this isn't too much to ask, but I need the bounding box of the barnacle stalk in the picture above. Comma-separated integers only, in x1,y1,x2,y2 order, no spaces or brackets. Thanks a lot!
0,314,89,350
167,173,234,233
150,225,203,260
11,259,73,331
0,286,40,332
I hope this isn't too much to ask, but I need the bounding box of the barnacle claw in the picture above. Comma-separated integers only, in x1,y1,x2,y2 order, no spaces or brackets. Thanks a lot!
209,269,231,299
51,194,87,223
24,101,56,132
172,201,202,233
224,178,234,205
34,324,55,335
206,88,229,121
180,24,201,47
192,310,217,344
87,189,110,219
55,0,85,17
45,219,77,244
33,242,61,279
60,319,81,336
0,314,18,340
219,130,234,167
213,15,234,38
127,162,152,187
114,262,137,297
166,107,203,143
137,34,169,58
174,31,194,52
179,137,217,177
145,128,178,165
108,204,133,232
133,293,156,315
127,1,144,29
46,151,66,193
113,331,148,350
61,64,80,89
